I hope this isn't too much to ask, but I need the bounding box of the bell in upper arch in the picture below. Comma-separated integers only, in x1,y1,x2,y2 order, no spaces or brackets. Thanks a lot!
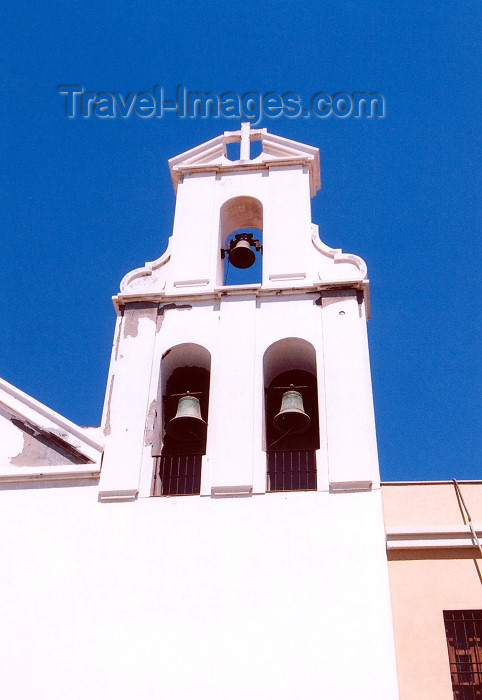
228,239,256,269
166,393,207,442
273,388,311,435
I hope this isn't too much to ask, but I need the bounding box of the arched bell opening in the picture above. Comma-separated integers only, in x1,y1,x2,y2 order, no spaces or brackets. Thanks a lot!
263,338,319,492
219,196,263,286
223,228,263,284
162,366,210,452
152,344,211,496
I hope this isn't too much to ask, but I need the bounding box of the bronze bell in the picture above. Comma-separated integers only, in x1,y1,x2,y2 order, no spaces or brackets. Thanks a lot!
166,393,207,441
273,389,311,434
228,239,256,269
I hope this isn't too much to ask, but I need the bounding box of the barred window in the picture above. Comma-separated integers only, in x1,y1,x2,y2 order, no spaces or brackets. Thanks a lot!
155,453,202,496
444,610,482,699
267,449,316,492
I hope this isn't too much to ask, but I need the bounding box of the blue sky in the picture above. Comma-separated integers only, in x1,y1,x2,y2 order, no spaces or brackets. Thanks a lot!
1,1,480,481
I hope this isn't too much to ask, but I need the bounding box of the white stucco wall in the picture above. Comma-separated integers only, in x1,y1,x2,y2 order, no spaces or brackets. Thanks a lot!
0,485,399,700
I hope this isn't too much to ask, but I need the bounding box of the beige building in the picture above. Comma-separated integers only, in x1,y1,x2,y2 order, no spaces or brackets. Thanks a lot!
383,481,482,699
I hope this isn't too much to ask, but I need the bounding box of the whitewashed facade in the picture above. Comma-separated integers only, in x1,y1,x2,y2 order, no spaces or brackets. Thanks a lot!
0,126,399,699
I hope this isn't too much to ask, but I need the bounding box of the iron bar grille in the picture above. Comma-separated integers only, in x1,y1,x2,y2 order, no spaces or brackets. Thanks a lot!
153,454,202,496
267,449,317,492
444,610,482,699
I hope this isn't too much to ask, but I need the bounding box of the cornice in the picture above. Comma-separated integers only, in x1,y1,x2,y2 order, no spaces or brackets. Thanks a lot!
0,467,100,485
112,279,370,312
172,156,320,197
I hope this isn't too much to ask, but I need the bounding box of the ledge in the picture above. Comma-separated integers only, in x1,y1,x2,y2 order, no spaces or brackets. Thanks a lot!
0,466,101,484
172,156,319,196
98,489,139,503
112,279,370,311
386,525,482,549
210,485,253,498
381,480,482,485
330,480,373,493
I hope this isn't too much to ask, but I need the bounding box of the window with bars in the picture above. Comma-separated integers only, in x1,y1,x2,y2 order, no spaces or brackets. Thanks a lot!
154,454,202,496
267,449,316,492
444,610,482,699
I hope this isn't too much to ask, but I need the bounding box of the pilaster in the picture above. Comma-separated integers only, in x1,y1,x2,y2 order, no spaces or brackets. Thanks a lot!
205,294,257,495
321,290,380,490
99,302,158,501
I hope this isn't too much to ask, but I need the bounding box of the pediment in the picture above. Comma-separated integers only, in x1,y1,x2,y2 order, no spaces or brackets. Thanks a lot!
169,126,321,196
0,377,103,482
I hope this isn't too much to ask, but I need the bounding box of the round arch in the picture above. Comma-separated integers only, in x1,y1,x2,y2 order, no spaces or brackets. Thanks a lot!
263,337,317,388
160,343,211,397
219,196,263,247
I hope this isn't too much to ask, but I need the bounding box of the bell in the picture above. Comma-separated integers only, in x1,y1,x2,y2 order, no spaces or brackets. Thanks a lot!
228,239,256,269
273,389,311,434
166,394,207,441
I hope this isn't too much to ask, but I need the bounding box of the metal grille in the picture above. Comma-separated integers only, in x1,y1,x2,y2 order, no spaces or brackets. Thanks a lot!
154,454,202,496
444,610,482,699
267,449,317,492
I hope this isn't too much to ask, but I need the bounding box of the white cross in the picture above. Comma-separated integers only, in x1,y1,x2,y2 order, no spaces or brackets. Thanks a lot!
240,122,251,160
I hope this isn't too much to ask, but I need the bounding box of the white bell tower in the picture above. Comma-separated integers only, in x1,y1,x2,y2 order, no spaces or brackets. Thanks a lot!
97,125,399,699
99,123,378,501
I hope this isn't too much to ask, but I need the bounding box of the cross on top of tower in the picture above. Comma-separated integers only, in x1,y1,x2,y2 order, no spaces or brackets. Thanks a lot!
168,124,321,195
221,122,266,161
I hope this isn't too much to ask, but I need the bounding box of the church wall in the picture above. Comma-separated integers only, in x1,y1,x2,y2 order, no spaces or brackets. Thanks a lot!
0,485,399,700
0,127,404,699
